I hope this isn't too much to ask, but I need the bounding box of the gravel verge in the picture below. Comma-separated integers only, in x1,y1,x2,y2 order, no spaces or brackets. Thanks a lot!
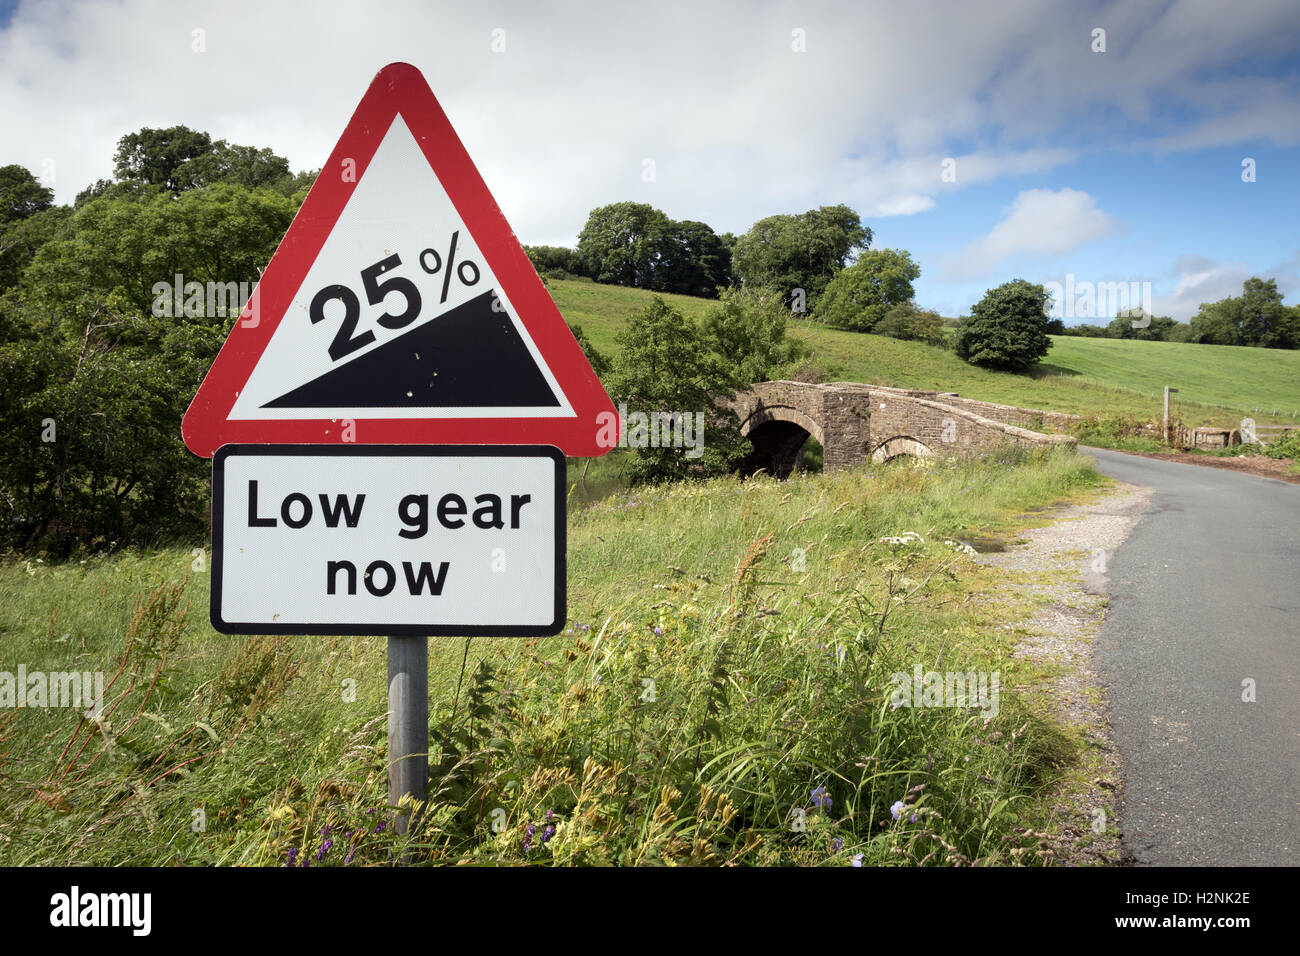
972,481,1151,865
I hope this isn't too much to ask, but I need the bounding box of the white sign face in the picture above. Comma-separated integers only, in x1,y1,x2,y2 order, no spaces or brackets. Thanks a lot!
226,115,574,422
211,446,564,635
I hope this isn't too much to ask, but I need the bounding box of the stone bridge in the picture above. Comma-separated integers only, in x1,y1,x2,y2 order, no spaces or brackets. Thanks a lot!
732,381,1079,476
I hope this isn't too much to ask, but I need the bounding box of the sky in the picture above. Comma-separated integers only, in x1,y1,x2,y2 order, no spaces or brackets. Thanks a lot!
2,0,1298,322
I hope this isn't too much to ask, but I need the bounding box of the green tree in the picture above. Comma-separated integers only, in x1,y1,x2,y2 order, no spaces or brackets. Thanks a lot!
1239,278,1297,348
815,248,919,331
608,296,748,483
22,184,295,325
575,201,673,287
732,204,870,312
175,141,291,191
113,125,215,193
524,244,583,277
699,285,809,387
0,165,54,223
955,279,1053,371
873,300,945,345
1188,278,1299,348
659,219,732,296
0,205,71,295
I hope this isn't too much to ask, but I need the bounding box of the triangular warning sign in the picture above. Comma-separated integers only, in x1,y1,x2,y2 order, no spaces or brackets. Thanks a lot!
183,62,615,458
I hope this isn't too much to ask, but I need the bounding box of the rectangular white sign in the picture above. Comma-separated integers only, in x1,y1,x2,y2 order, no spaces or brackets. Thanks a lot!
211,446,564,635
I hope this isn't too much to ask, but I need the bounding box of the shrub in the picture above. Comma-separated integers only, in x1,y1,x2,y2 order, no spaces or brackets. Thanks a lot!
955,279,1052,371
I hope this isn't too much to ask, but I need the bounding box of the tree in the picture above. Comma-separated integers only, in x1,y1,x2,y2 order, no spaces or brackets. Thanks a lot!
732,204,871,311
524,244,584,277
0,205,71,294
1189,278,1299,349
873,300,945,345
699,285,809,387
0,165,54,223
175,141,291,191
574,203,732,296
607,296,748,483
22,184,295,325
815,248,919,331
575,201,673,288
113,125,214,193
1239,277,1298,348
659,219,732,296
1108,309,1176,341
955,279,1053,371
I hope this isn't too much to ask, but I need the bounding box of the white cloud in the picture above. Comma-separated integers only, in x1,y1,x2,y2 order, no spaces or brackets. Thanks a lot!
1150,251,1300,321
942,188,1120,280
869,194,934,217
0,0,1296,249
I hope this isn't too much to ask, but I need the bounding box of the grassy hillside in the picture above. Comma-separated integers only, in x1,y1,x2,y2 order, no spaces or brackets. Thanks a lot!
548,278,1300,428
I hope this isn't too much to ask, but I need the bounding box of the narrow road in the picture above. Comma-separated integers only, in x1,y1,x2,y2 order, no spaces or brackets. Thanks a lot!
1081,447,1299,866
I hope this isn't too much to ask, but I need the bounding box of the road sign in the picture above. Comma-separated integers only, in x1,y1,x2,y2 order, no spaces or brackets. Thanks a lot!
182,61,614,458
210,445,564,635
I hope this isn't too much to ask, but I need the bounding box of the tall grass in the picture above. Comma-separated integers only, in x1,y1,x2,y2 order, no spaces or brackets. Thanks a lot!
0,450,1105,865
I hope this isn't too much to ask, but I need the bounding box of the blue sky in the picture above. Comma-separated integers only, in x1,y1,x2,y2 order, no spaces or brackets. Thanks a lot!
1,0,1298,321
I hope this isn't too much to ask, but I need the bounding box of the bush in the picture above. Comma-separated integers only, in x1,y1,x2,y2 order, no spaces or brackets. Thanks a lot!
816,249,920,331
874,301,945,346
955,279,1052,371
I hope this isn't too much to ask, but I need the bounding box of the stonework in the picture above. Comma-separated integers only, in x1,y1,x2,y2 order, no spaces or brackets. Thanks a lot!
732,381,1077,476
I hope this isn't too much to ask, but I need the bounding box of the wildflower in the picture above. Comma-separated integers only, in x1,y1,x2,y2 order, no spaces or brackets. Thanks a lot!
810,786,832,811
285,847,298,867
541,825,555,844
890,800,905,820
851,854,864,867
317,839,333,861
831,837,843,852
545,810,554,822
653,626,662,637
345,848,356,865
375,821,386,834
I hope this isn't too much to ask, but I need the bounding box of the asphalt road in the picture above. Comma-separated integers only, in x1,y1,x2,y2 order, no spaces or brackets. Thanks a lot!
1081,447,1299,866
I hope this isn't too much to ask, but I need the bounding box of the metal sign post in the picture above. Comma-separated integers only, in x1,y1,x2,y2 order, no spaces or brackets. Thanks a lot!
387,635,428,834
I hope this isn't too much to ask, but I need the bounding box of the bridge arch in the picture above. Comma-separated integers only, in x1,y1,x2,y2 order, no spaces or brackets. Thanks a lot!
870,435,934,464
739,405,825,478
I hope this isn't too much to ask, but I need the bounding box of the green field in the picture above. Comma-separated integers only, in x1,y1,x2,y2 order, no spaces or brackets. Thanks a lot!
549,278,1300,428
0,449,1113,866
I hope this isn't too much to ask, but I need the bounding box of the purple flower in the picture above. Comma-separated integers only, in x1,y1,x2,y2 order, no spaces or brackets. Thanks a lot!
345,848,356,864
831,837,843,852
653,626,663,637
810,786,832,811
285,847,298,867
541,825,555,844
851,854,864,867
317,838,333,861
890,800,907,821
545,810,554,822
375,821,386,834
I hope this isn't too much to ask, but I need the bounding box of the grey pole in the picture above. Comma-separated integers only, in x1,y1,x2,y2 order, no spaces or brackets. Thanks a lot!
387,635,428,835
